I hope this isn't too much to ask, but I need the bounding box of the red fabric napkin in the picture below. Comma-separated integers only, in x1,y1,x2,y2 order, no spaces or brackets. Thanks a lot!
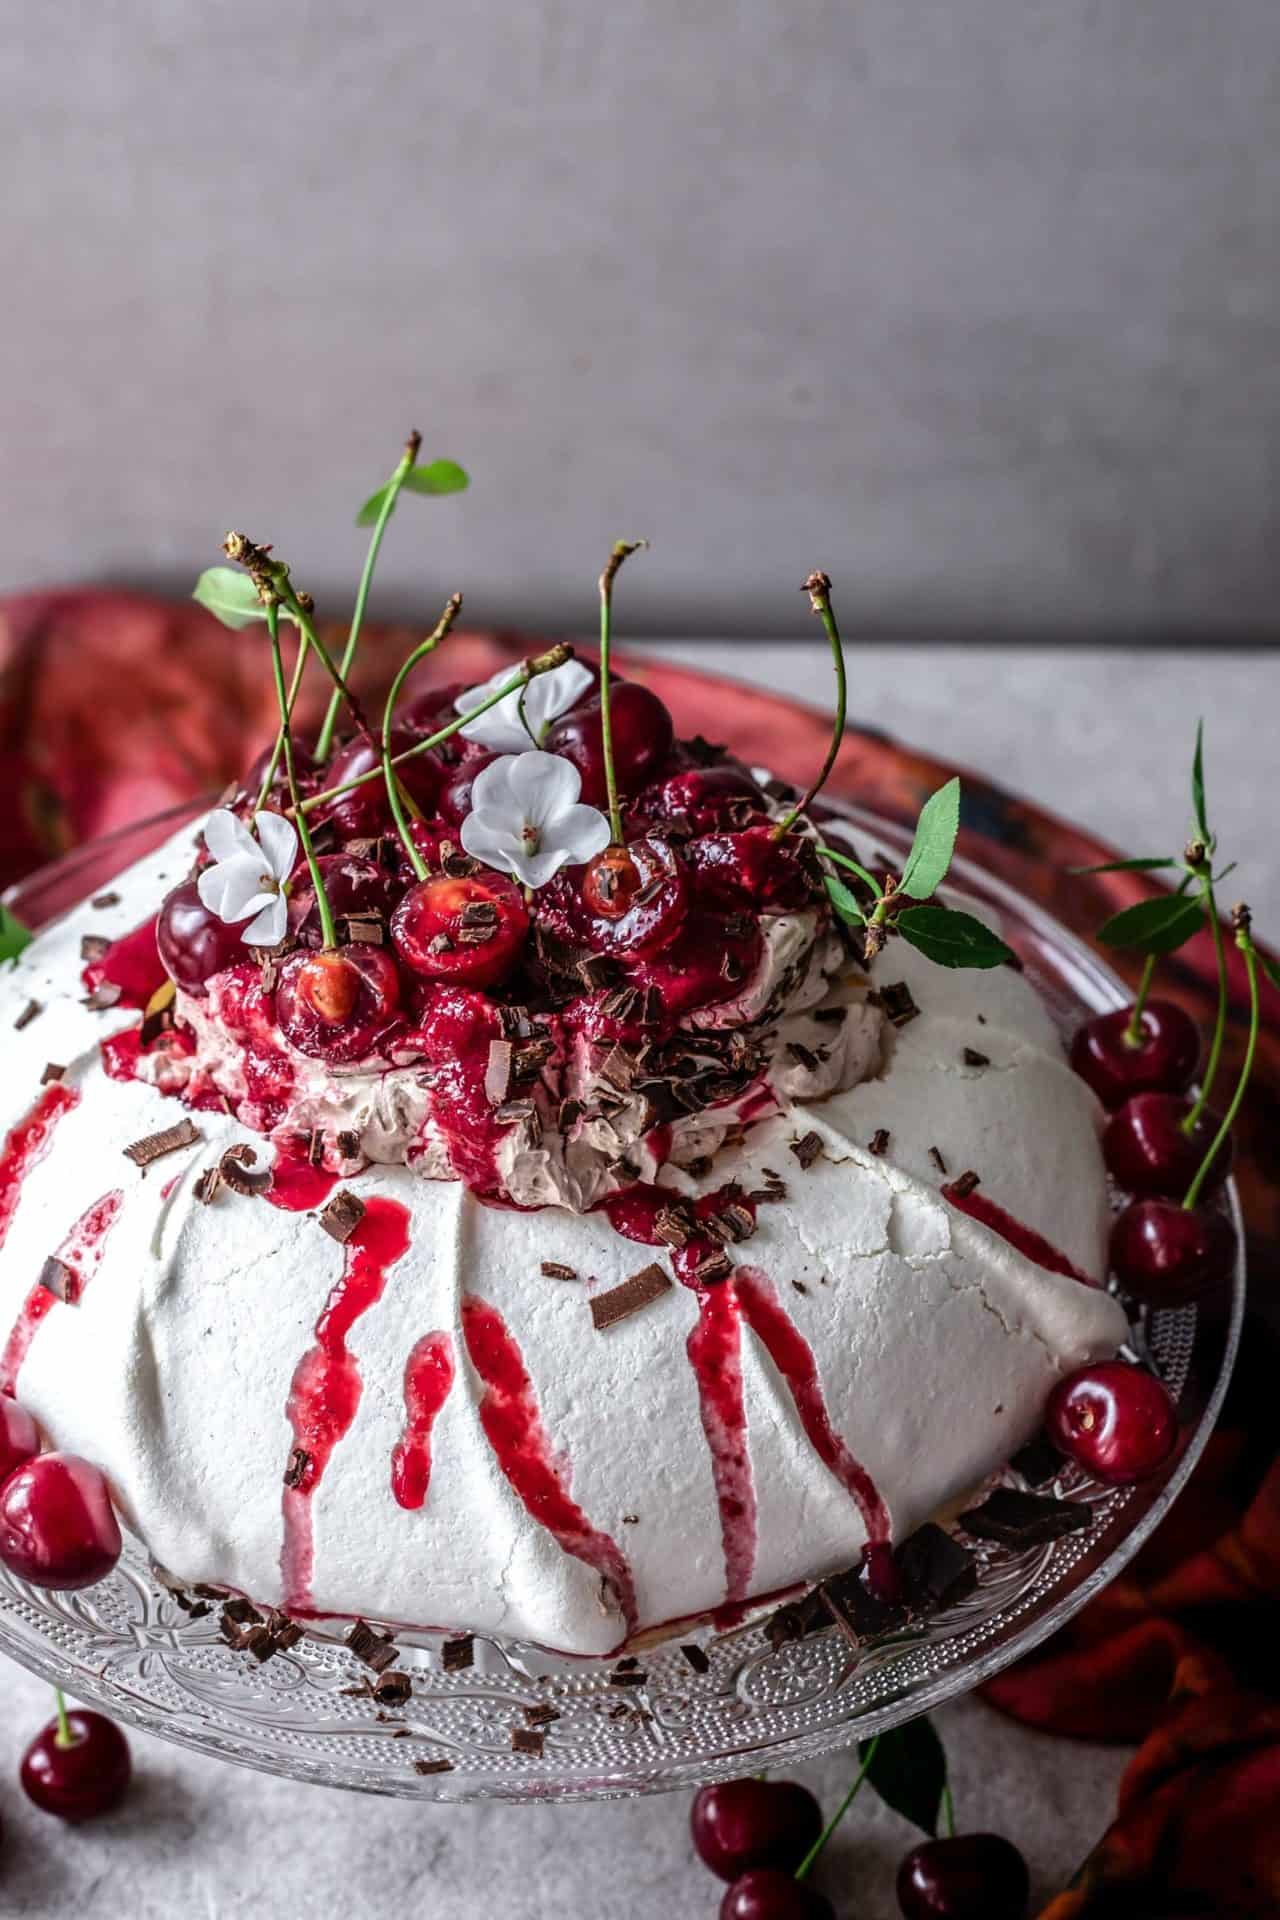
2,589,1276,1915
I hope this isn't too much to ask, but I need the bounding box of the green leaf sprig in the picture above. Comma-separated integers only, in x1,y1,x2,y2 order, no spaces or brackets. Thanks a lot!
0,901,32,964
791,1714,953,1890
820,777,1013,972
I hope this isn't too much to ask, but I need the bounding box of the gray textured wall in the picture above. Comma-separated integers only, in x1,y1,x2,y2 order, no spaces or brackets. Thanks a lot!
4,2,1278,639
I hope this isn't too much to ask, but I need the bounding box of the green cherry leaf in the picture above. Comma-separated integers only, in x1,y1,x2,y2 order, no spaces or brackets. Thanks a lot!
1069,856,1178,876
356,460,470,527
824,873,866,926
858,1716,948,1836
0,901,32,963
193,566,270,631
1191,719,1209,842
820,845,882,894
896,904,1014,970
899,777,961,901
1096,894,1206,956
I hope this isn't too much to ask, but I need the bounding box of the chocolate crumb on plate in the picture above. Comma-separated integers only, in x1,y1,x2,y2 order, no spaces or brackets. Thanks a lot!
124,1116,201,1169
609,1665,647,1688
877,980,920,1027
414,1757,455,1775
40,1062,66,1086
928,1145,948,1175
345,1619,399,1673
789,1130,825,1169
511,1726,545,1756
320,1188,366,1244
680,1643,711,1675
590,1263,672,1331
896,1523,978,1612
959,1488,1091,1547
962,1047,991,1068
540,1260,578,1281
373,1670,413,1706
14,999,42,1031
441,1634,474,1673
523,1702,561,1727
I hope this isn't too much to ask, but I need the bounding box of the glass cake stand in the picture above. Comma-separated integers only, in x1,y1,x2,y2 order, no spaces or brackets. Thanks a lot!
0,801,1245,1802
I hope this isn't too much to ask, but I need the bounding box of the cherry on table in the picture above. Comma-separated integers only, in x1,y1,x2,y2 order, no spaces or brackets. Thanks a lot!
274,944,402,1063
691,1778,823,1882
543,680,674,808
156,880,248,994
0,1397,40,1482
1069,1000,1201,1109
1110,1198,1237,1307
896,1833,1030,1919
719,1869,834,1920
287,854,393,947
321,728,444,839
392,872,530,988
21,1705,132,1821
1103,1092,1232,1198
1045,1361,1177,1485
0,1453,122,1589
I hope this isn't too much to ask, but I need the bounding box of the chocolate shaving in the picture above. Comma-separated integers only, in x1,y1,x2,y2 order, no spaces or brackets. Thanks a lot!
336,1128,361,1161
460,899,499,927
441,1634,474,1673
680,1644,711,1675
596,1044,636,1092
90,890,121,909
950,1169,981,1199
80,934,110,963
373,1669,413,1706
283,1446,311,1489
609,1664,647,1687
812,1006,846,1025
523,1702,560,1727
576,952,621,992
876,981,920,1027
414,1757,456,1775
441,848,480,879
320,1189,366,1244
124,1116,201,1168
194,1166,222,1206
40,1062,66,1086
540,1261,578,1281
959,1488,1091,1547
869,1128,890,1156
787,1042,821,1072
14,999,42,1031
219,1143,271,1196
343,914,385,945
962,1047,991,1068
653,1204,694,1248
718,1203,757,1243
511,1727,545,1755
590,1263,672,1331
896,1523,978,1612
38,1256,76,1302
427,932,454,956
83,982,123,1011
690,1248,733,1285
1011,1432,1062,1489
484,1039,513,1106
817,1570,908,1645
512,1038,553,1080
455,922,497,947
346,1619,399,1673
928,1145,948,1175
789,1130,824,1170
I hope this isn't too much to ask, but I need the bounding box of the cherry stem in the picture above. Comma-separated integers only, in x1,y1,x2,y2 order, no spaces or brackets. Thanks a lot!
266,600,337,949
316,431,422,762
254,633,310,814
597,539,647,844
223,533,374,743
1184,871,1228,1131
53,1686,76,1749
1183,911,1257,1211
794,1733,880,1882
1124,954,1158,1047
382,592,464,881
296,645,575,816
773,571,846,839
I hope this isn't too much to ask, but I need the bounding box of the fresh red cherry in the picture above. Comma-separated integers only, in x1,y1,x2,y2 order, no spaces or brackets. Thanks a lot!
543,681,675,807
0,1453,122,1589
392,873,530,988
287,854,393,947
686,826,818,912
720,1869,835,1920
691,1779,824,1882
1103,1092,1232,1198
0,1397,40,1481
401,679,469,740
21,1706,132,1821
238,736,318,807
896,1833,1030,1919
540,834,689,957
437,749,498,825
1046,1361,1177,1485
634,763,768,834
1109,1199,1237,1307
274,944,402,1063
1069,1001,1200,1109
322,728,444,839
156,880,248,994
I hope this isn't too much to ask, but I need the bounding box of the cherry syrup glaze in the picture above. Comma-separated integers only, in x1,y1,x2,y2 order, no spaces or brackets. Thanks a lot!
0,1453,122,1589
687,1283,757,1609
390,1331,456,1509
1069,1000,1201,1110
685,826,820,914
1102,1091,1232,1199
460,1294,638,1636
1109,1197,1238,1307
0,1189,123,1395
940,1178,1095,1286
280,1198,412,1611
0,1084,81,1260
0,1396,40,1481
264,1149,342,1214
20,1708,132,1822
198,967,297,1129
406,987,514,1197
80,915,165,1010
632,763,769,836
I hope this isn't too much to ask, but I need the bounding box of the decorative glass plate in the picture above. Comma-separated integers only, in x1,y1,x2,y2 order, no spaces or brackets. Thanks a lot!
0,802,1244,1802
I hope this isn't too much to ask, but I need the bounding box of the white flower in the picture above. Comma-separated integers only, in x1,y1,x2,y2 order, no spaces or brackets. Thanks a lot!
196,808,299,947
460,752,610,888
454,658,594,752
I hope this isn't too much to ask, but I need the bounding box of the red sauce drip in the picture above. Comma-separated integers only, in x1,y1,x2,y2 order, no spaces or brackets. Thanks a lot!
407,989,511,1197
941,1180,1095,1286
267,1153,341,1214
734,1266,890,1545
460,1293,638,1636
100,1025,195,1086
1,1186,121,1395
390,1331,455,1510
0,1083,80,1258
280,1197,411,1610
81,915,165,1009
686,1283,757,1609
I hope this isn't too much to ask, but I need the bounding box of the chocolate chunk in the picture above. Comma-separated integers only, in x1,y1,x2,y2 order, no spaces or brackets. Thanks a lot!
718,1202,757,1243
320,1188,366,1243
427,932,454,956
789,1130,824,1169
343,914,385,945
194,1166,222,1206
336,1129,361,1161
653,1204,693,1248
791,1279,808,1295
40,1062,66,1086
90,890,122,909
441,1634,474,1673
523,1702,561,1727
818,1568,908,1644
596,1044,636,1092
540,1261,578,1281
680,1643,711,1675
511,1726,544,1755
949,1169,981,1199
222,1595,264,1626
414,1757,455,1775
38,1256,76,1302
14,999,42,1031
877,981,919,1027
1011,1433,1063,1489
346,1619,399,1673
959,1488,1091,1547
608,1666,647,1688
962,1047,991,1068
928,1145,948,1175
80,934,110,963
283,1446,311,1489
896,1524,979,1612
484,1039,513,1106
590,1263,672,1331
690,1248,733,1285
869,1128,890,1156
82,982,123,1010
765,1588,829,1649
374,1669,413,1706
513,1038,553,1080
124,1116,201,1168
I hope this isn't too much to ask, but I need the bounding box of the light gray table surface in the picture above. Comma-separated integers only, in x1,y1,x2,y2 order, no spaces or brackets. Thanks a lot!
2,643,1275,1919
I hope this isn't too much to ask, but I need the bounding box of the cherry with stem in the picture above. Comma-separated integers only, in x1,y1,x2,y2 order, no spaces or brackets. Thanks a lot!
771,571,845,841
792,1733,879,1883
224,532,376,744
264,601,338,950
597,538,648,846
382,593,465,878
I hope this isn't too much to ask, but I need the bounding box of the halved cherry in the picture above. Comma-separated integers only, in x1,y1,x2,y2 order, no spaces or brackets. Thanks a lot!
543,681,674,807
686,825,818,912
156,881,247,994
392,872,530,988
321,728,444,839
274,944,402,1063
287,854,393,947
539,834,689,957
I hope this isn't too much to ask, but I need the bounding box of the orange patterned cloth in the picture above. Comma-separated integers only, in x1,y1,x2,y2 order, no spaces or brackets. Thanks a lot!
2,589,1277,1915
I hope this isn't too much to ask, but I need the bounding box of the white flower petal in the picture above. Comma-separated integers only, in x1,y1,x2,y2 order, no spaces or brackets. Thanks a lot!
459,812,523,879
466,754,523,817
455,659,594,751
553,803,612,865
518,659,594,741
253,810,300,882
203,808,258,864
242,896,289,946
505,750,582,828
197,852,271,923
517,846,581,888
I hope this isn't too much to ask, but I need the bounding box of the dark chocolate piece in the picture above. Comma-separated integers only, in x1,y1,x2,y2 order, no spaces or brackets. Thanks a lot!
689,1248,733,1285
414,1757,455,1775
83,982,123,1010
1011,1433,1063,1489
343,914,385,946
869,1128,890,1156
958,1488,1091,1547
219,1144,270,1196
540,1261,578,1281
90,890,122,909
817,1567,908,1644
80,934,110,963
877,981,920,1027
962,1047,991,1068
789,1130,824,1169
896,1523,979,1612
928,1145,948,1175
124,1116,201,1168
950,1169,982,1199
40,1062,66,1085
14,999,42,1031
320,1189,366,1244
283,1446,311,1489
441,1634,474,1673
374,1670,413,1706
590,1264,672,1331
484,1039,513,1105
522,1702,561,1727
680,1643,711,1675
345,1619,399,1673
38,1256,76,1302
511,1727,545,1755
